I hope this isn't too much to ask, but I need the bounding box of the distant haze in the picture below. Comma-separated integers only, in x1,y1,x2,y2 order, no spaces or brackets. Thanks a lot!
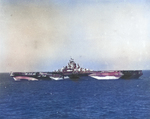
0,0,150,72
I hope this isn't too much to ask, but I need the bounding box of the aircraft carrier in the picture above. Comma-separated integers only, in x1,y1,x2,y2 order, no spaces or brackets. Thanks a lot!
10,59,143,81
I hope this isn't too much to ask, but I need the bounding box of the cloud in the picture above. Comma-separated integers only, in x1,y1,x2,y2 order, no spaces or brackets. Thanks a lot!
0,2,71,71
0,1,150,72
68,3,150,70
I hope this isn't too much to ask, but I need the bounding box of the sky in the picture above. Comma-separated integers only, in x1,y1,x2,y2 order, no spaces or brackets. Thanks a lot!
0,0,150,72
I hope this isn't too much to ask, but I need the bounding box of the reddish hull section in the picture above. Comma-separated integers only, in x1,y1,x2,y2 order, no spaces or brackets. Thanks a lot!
13,76,38,81
89,71,123,79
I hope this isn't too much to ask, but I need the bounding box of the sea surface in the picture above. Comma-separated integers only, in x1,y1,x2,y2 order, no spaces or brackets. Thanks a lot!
0,71,150,119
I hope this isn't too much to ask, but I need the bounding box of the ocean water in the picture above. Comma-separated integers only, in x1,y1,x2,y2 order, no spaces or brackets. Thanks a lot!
0,71,150,119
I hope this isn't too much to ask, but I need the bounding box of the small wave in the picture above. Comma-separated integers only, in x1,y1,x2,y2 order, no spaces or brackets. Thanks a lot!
139,76,150,80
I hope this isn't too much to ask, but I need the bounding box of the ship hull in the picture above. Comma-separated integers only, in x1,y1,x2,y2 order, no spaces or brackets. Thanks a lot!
13,76,38,81
90,76,120,80
50,76,69,80
89,71,123,80
120,70,143,79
